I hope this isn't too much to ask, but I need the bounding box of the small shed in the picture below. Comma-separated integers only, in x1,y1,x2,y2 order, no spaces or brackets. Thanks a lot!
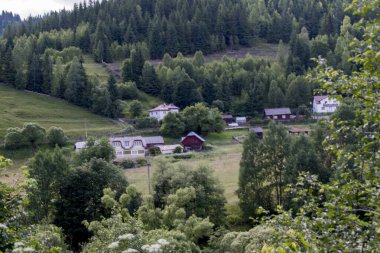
249,127,264,139
288,128,309,135
74,141,87,152
222,115,234,124
236,117,247,125
264,108,292,122
181,132,205,151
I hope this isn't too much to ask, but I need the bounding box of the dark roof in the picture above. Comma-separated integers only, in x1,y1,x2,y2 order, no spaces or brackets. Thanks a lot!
143,136,165,144
250,127,263,133
181,131,205,142
264,108,291,116
313,95,328,104
222,115,234,119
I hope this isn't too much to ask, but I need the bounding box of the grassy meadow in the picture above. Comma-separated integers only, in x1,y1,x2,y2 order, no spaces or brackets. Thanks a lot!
0,85,123,138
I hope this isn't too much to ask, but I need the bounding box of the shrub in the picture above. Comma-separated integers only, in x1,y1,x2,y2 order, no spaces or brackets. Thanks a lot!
135,117,159,129
46,127,66,147
173,154,193,160
136,158,147,167
118,82,139,100
149,146,161,156
173,146,183,154
120,159,135,169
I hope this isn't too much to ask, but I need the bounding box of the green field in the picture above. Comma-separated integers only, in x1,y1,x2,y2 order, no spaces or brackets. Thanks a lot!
0,85,123,138
83,55,110,84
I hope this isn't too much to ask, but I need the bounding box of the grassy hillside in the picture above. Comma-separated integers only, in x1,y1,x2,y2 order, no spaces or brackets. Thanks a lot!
83,55,110,84
0,85,123,137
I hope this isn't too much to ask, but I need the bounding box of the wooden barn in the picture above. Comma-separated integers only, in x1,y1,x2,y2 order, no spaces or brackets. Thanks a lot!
222,115,234,124
264,108,292,122
181,132,205,151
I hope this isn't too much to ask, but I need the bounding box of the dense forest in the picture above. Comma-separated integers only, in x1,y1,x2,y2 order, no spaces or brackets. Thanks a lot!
0,0,379,252
0,11,20,36
0,0,360,119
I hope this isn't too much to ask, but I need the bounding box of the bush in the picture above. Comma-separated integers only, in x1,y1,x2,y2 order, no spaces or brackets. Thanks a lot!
173,146,183,154
136,158,147,167
46,127,66,147
135,117,159,129
129,100,143,118
118,82,139,100
4,128,26,149
120,159,135,169
149,146,161,156
173,154,193,160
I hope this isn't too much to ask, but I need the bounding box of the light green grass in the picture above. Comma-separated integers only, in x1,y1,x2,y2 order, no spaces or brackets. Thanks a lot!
0,85,123,138
82,55,110,84
206,129,249,145
125,144,243,204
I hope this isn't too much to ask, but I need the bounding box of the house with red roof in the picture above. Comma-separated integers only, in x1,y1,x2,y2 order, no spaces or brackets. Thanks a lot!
313,96,340,114
149,103,179,121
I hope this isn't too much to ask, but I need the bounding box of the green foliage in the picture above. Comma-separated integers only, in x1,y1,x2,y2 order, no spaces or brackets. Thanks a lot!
27,147,69,222
64,57,89,107
46,127,66,147
160,112,185,138
135,158,147,167
12,224,70,253
74,137,115,165
4,123,47,149
117,82,139,100
153,161,227,226
120,159,136,169
135,117,159,129
182,103,224,135
54,158,128,249
128,100,143,118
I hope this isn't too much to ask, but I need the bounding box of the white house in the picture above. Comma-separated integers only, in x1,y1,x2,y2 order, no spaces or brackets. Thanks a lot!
313,96,340,114
74,136,164,161
149,103,179,121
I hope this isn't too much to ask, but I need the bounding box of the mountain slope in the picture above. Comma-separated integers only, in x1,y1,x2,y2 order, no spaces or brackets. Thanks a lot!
0,85,122,137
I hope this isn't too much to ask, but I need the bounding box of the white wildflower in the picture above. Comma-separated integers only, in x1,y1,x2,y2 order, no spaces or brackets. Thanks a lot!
118,233,135,240
12,248,23,253
141,245,149,251
148,243,162,253
157,239,169,246
108,241,120,249
0,223,8,229
122,249,138,253
14,242,25,247
23,247,35,252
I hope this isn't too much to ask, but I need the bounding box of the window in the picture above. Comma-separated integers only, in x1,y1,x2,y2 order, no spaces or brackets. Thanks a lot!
282,115,286,119
116,151,122,155
124,141,130,146
273,115,278,119
112,141,121,147
134,140,143,146
131,150,139,155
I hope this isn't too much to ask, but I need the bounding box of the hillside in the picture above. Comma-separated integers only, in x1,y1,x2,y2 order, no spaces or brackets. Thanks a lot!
0,85,123,137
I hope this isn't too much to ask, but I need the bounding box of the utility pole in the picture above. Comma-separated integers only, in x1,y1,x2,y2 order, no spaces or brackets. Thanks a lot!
84,119,88,138
147,157,151,195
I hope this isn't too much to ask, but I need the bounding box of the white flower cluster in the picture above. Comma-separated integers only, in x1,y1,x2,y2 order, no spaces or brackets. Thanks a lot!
141,238,170,253
0,223,8,229
118,233,135,240
122,249,138,253
12,246,35,253
107,241,120,249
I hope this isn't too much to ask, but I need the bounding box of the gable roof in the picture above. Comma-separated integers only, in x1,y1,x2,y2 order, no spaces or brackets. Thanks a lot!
264,108,291,116
110,136,146,149
250,127,263,133
313,95,329,104
149,103,179,112
143,136,164,145
181,131,205,142
222,115,234,119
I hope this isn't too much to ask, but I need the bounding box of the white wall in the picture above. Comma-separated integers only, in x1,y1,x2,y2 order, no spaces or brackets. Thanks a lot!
313,97,340,114
149,109,179,121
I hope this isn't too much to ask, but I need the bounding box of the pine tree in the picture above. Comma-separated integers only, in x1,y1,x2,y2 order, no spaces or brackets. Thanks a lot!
64,57,87,106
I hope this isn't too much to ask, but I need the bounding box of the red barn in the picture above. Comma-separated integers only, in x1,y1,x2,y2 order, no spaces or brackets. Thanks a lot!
181,132,205,151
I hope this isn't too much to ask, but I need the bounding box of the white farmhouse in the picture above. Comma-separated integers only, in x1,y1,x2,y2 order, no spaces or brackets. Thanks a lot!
74,136,164,161
313,96,340,114
149,103,179,121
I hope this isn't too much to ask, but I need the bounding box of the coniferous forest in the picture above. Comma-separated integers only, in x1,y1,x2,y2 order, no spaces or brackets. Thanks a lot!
0,0,379,252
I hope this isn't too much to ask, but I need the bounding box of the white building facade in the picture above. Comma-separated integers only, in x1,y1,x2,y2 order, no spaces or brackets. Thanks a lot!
149,103,179,121
313,96,340,114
